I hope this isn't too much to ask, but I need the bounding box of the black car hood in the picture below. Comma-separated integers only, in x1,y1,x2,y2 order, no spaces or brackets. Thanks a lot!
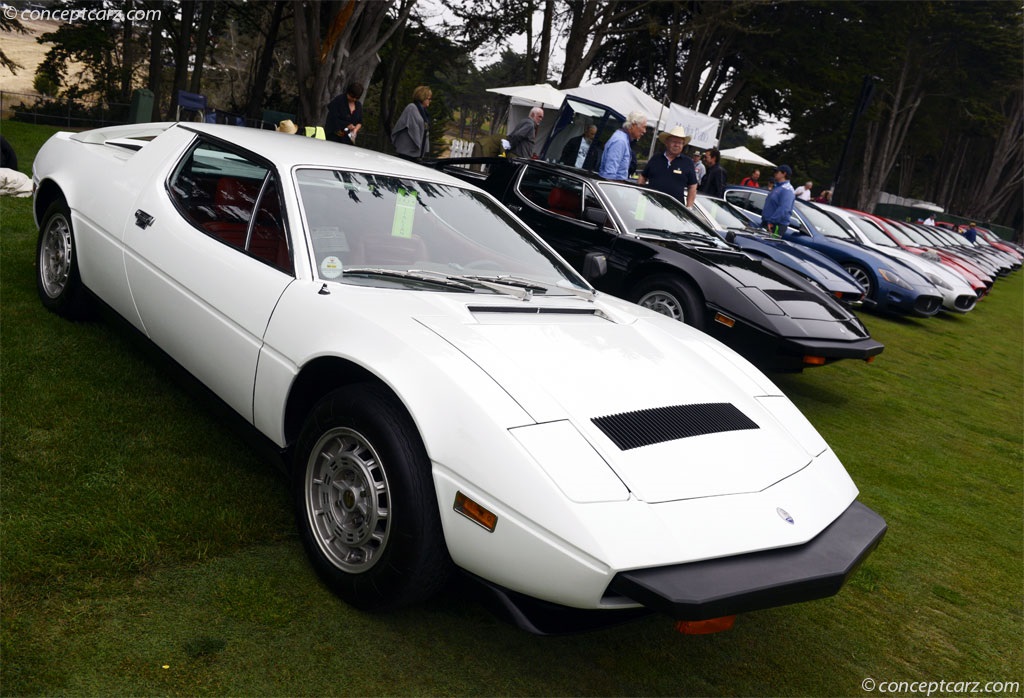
642,236,866,335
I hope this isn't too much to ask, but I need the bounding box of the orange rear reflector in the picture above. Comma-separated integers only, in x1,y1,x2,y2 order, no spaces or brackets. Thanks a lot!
675,615,736,634
866,355,876,363
714,313,736,328
803,355,827,365
454,492,497,532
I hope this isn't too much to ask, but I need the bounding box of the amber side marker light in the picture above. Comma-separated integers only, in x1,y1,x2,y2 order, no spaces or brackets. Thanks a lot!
803,355,827,366
675,615,736,634
714,313,736,328
454,492,498,532
865,355,876,363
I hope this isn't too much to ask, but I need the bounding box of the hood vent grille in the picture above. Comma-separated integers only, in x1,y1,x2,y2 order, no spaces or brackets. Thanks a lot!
468,306,597,315
592,402,759,451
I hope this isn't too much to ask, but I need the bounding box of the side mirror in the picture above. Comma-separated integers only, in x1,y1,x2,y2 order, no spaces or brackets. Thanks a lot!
583,251,608,280
582,207,608,228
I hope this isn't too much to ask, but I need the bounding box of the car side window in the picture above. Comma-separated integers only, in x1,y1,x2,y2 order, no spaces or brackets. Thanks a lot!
167,140,293,275
738,191,766,214
517,167,587,220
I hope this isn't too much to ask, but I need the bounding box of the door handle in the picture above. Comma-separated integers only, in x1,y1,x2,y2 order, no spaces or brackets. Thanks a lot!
134,209,154,229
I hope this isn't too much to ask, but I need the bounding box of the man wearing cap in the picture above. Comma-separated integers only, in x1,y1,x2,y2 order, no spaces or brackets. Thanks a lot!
637,126,698,207
761,165,795,238
692,151,706,186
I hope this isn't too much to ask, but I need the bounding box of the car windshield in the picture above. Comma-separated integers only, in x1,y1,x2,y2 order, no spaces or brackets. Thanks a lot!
598,184,728,247
798,202,857,240
884,220,923,246
696,196,757,232
849,216,899,247
295,169,590,295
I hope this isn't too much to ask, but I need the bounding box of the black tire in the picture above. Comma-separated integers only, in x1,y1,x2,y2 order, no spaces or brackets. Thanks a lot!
36,199,92,319
629,275,705,329
292,383,451,611
841,262,875,300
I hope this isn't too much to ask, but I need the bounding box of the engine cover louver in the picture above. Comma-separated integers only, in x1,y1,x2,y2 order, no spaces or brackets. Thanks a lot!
592,403,759,451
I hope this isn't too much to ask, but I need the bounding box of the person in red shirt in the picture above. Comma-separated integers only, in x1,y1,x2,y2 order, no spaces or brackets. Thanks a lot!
740,169,761,187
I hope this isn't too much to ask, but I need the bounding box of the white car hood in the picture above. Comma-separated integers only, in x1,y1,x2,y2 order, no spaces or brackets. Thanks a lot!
416,296,824,504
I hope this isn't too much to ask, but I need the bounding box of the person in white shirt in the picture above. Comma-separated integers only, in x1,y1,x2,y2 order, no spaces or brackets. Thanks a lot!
794,181,813,201
560,125,599,169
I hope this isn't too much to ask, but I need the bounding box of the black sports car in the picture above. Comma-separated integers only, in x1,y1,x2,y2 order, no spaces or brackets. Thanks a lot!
432,158,883,371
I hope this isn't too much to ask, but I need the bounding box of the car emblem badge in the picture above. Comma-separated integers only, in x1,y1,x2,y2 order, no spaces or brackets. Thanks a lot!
777,507,794,524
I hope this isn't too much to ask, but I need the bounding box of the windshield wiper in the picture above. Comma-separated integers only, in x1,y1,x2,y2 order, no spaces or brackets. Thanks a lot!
341,268,476,292
635,228,723,246
460,274,596,301
342,267,544,300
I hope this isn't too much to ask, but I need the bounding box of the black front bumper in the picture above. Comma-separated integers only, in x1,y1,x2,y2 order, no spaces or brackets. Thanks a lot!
608,501,887,621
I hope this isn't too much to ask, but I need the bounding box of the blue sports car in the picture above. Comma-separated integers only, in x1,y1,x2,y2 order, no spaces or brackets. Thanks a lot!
692,194,865,304
724,186,942,317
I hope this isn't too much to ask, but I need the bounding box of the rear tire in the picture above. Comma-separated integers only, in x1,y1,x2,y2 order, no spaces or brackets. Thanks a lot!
292,384,451,611
630,275,705,329
36,199,92,319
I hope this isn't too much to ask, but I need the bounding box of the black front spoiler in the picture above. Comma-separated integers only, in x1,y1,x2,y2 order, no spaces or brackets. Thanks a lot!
608,500,886,620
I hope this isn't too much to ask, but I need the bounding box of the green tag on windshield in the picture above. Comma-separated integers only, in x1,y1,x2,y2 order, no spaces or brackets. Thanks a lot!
392,188,416,238
634,195,648,221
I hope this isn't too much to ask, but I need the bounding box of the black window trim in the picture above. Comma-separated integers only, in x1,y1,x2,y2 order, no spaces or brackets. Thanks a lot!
165,127,294,275
512,164,618,232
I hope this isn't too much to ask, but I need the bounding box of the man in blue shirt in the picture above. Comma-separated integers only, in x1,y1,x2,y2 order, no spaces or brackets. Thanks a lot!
761,164,795,238
765,164,794,236
599,111,647,181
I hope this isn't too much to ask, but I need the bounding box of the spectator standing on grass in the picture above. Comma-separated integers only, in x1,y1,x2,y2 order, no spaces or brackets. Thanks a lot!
561,125,600,170
692,151,706,185
507,107,544,158
325,82,364,145
698,147,727,197
962,222,978,243
794,181,813,201
391,85,432,161
761,164,795,238
740,169,761,187
637,126,697,207
600,111,648,181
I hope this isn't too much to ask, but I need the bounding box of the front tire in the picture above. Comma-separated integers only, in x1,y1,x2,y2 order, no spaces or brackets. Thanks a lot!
841,263,875,300
292,384,451,611
36,199,92,319
630,275,705,329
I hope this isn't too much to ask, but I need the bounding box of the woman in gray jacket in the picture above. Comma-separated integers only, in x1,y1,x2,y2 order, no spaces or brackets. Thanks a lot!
391,86,432,161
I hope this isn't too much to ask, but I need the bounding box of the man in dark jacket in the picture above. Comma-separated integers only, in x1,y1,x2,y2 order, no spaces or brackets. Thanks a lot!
699,147,727,197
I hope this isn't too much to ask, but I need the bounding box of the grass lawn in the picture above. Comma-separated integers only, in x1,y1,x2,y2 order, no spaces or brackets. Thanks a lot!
1,119,1022,696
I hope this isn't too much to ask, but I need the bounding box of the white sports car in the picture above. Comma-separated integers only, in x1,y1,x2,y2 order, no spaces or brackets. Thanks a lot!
32,123,885,634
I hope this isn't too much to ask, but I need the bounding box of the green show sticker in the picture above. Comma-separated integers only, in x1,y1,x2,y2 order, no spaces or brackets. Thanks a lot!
634,195,648,221
391,188,417,238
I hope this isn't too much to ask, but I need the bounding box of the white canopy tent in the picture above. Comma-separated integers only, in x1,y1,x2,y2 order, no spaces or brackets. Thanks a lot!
486,81,722,158
486,83,565,155
718,145,776,168
486,83,565,109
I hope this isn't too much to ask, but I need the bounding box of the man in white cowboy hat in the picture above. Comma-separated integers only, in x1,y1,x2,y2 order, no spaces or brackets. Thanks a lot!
637,125,698,207
276,119,299,134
